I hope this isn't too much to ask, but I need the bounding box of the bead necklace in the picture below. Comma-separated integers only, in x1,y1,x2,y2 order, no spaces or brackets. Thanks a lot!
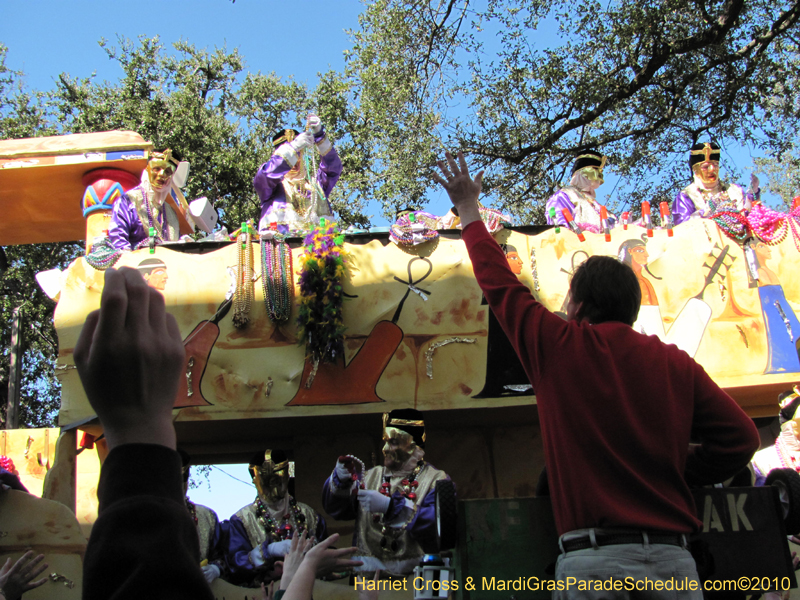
479,208,511,234
748,203,788,245
390,212,440,247
233,227,254,329
379,460,424,500
185,497,199,526
377,460,425,552
788,213,800,253
255,496,307,540
142,188,165,244
261,237,294,324
84,238,122,271
711,210,749,243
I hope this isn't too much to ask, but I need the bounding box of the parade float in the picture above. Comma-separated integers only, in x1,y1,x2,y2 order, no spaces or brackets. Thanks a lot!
2,130,800,598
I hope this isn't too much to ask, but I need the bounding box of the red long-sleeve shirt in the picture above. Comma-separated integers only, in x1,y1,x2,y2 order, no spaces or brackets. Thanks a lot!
462,221,759,535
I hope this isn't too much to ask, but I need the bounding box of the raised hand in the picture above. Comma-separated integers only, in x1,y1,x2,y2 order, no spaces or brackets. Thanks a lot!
432,151,484,228
74,268,185,450
0,551,48,600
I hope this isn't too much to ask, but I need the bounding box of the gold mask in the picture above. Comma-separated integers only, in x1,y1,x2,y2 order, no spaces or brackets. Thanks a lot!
250,450,290,503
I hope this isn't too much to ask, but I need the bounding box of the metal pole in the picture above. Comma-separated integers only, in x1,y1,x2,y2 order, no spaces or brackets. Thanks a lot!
6,307,23,430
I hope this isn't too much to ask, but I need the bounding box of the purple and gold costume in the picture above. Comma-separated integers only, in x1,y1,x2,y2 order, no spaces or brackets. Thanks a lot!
545,187,616,231
108,185,180,250
223,496,326,586
672,181,759,226
322,463,448,576
253,129,342,234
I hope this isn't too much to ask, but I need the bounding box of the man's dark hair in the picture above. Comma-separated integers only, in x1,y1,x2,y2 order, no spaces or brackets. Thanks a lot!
569,255,641,326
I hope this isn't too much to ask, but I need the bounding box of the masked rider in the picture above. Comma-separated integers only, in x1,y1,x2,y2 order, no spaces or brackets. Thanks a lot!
672,142,760,225
545,150,615,232
225,449,326,587
322,409,451,577
109,149,185,250
253,114,342,235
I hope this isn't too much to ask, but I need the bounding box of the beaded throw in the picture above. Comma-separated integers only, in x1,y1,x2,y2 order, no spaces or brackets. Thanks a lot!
255,496,308,541
261,237,294,324
377,460,425,551
84,238,123,271
233,226,254,329
297,223,347,374
479,208,513,234
390,211,440,246
711,203,800,251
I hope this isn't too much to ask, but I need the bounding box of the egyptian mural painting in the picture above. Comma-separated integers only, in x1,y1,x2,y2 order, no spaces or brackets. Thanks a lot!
54,217,800,425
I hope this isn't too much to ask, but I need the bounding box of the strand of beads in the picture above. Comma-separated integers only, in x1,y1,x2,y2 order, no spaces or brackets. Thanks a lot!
390,212,439,247
378,461,425,551
255,496,307,540
297,222,347,366
142,188,164,243
479,208,512,234
378,460,424,499
748,203,788,245
84,238,123,270
233,224,253,329
712,210,749,243
261,237,294,323
788,210,800,253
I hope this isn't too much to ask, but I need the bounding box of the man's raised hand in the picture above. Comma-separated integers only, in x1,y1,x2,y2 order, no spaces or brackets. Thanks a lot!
432,151,484,227
73,268,185,450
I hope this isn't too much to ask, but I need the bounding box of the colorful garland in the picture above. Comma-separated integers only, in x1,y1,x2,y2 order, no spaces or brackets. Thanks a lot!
297,223,347,370
261,237,294,324
711,203,800,250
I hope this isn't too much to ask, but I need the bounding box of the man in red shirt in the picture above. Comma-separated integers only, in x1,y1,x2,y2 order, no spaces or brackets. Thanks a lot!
433,151,760,599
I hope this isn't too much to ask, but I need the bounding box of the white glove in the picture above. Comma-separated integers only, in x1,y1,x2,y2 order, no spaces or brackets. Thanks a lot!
357,488,391,515
249,545,266,567
307,114,323,135
750,173,760,193
202,563,221,584
335,459,353,485
290,131,315,153
266,539,293,558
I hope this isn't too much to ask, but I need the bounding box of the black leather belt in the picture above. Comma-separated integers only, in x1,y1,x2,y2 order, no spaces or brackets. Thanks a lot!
562,532,686,553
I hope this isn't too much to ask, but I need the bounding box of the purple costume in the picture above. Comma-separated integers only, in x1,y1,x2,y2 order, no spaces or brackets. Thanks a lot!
253,129,342,234
545,187,616,230
223,496,326,586
322,463,448,575
672,181,759,226
108,185,179,250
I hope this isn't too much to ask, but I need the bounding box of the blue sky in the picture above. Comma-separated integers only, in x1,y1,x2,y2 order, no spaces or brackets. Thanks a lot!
1,0,362,92
1,0,777,220
0,0,459,222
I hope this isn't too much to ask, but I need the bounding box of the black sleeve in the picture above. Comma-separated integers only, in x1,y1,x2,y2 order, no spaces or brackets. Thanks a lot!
83,444,213,600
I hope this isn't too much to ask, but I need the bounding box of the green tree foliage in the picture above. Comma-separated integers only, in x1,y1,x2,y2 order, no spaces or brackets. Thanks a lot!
347,0,800,221
1,36,371,428
0,45,76,428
